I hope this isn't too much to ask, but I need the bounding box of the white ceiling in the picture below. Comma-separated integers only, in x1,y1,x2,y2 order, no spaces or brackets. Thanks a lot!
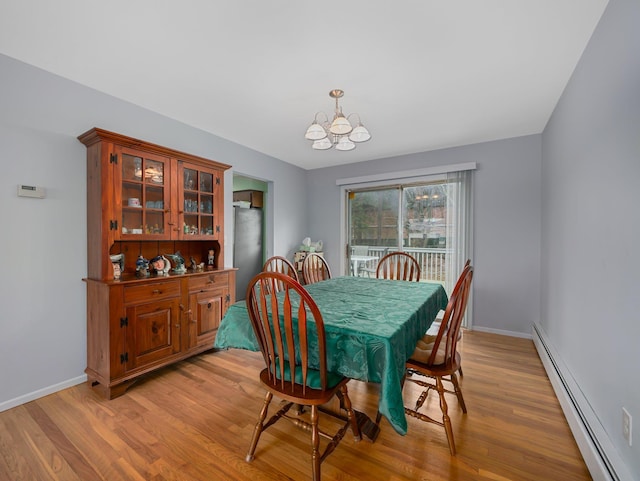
0,0,608,170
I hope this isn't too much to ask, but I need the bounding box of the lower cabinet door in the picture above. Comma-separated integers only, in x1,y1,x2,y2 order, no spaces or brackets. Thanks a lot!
125,297,182,370
189,288,225,349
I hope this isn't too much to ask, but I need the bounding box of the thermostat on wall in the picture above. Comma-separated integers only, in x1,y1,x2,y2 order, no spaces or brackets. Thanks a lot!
17,184,46,198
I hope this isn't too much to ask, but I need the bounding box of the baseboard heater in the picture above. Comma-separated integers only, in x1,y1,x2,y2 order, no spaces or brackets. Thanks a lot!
532,323,631,481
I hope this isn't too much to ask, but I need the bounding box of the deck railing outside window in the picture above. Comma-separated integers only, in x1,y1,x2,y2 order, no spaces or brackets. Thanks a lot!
352,247,450,283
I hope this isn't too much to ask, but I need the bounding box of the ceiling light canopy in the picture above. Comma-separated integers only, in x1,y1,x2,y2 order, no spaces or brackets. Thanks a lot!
305,89,371,151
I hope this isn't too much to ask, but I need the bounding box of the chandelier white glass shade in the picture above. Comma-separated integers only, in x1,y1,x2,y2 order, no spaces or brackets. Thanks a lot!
305,89,371,151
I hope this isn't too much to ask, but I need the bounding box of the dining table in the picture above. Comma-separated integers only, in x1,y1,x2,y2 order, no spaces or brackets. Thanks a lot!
213,276,448,438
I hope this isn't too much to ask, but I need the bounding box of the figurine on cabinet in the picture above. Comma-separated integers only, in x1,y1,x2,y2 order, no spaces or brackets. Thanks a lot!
136,255,150,277
206,249,215,270
165,251,186,274
112,262,122,280
110,253,125,280
189,256,205,272
150,255,171,276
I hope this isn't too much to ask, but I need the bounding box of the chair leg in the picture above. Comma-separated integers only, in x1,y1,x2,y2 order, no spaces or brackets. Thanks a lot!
436,376,456,455
310,405,321,481
246,391,272,462
450,372,467,413
339,385,362,441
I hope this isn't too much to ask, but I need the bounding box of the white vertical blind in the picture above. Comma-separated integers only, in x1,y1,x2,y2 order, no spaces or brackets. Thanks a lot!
445,169,474,326
445,169,473,292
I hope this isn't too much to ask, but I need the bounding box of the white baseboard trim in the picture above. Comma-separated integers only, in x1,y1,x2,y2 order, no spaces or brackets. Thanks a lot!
532,323,633,481
0,374,87,413
469,325,532,339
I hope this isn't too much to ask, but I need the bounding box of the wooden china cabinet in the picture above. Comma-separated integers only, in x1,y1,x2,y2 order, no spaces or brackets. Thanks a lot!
79,128,236,399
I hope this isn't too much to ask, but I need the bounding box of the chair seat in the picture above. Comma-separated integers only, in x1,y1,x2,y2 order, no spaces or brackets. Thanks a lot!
406,351,462,378
410,334,447,365
259,369,348,405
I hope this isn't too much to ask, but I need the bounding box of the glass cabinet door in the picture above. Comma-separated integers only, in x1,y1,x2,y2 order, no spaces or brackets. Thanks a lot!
179,162,219,238
120,150,170,237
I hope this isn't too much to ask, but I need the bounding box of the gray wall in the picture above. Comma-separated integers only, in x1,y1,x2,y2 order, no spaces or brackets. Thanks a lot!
541,0,640,475
307,135,542,336
0,54,308,408
1,2,638,476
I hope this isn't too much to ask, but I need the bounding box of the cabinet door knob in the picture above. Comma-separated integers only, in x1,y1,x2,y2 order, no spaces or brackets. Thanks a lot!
152,289,161,294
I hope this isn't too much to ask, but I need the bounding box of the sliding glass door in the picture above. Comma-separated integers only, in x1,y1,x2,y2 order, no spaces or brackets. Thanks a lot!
346,172,472,298
348,187,399,247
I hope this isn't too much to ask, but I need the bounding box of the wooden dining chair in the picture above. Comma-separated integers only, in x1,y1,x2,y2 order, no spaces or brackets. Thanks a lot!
302,253,332,284
403,264,473,455
425,259,471,375
262,255,299,293
244,272,361,481
376,251,421,282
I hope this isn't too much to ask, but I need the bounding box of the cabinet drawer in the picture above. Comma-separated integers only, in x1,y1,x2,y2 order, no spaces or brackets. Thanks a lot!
124,281,181,305
189,272,229,292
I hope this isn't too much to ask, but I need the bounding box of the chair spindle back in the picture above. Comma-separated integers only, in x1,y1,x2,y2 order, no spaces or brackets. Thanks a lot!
376,251,421,282
262,256,299,294
246,271,328,393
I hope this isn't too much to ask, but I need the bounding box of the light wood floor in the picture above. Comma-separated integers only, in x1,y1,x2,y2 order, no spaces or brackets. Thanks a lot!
0,331,591,481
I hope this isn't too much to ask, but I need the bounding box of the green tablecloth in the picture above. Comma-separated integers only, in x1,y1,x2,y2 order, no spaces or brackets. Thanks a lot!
214,276,448,435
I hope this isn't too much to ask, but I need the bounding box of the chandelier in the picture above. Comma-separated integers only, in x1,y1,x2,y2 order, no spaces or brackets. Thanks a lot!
304,89,371,151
